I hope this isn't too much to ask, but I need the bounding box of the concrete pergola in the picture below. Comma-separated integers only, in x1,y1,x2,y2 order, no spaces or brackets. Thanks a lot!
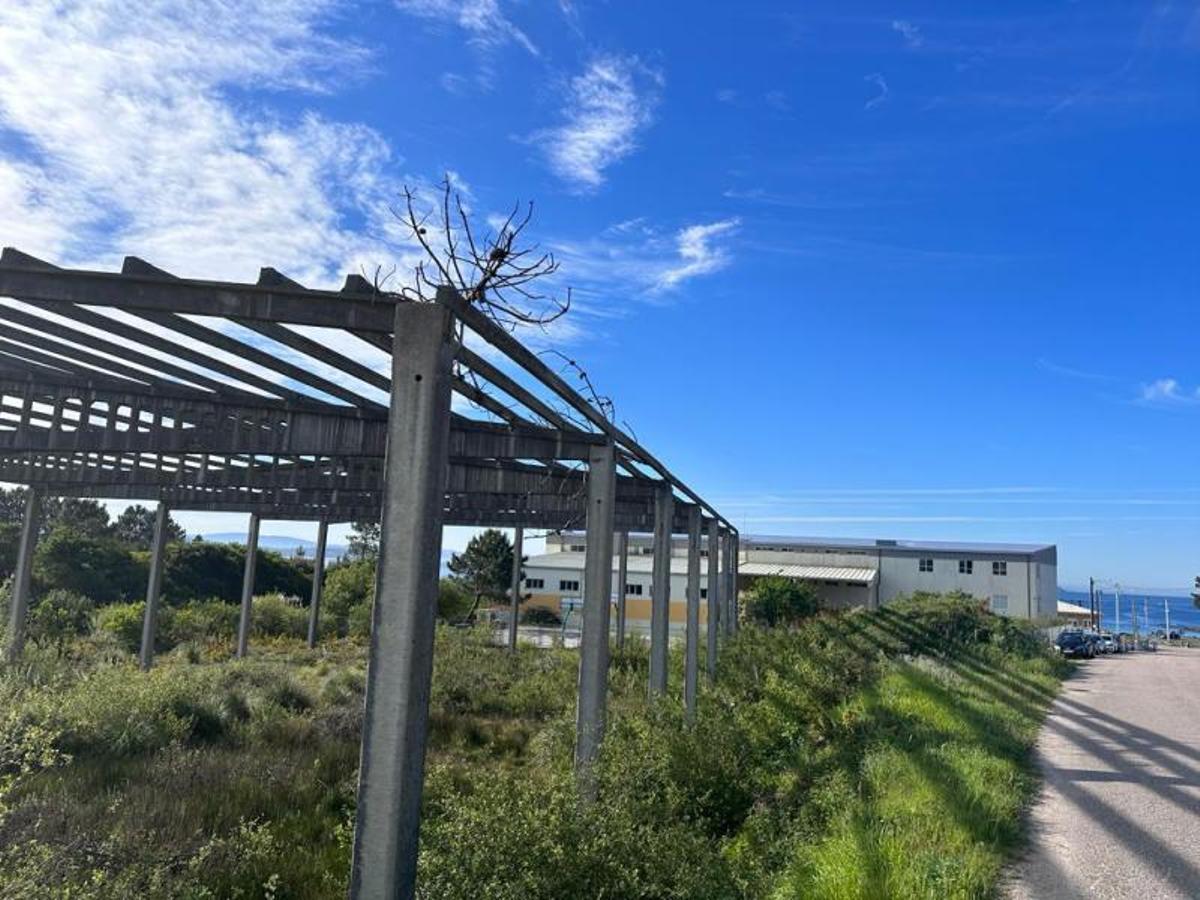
0,247,740,898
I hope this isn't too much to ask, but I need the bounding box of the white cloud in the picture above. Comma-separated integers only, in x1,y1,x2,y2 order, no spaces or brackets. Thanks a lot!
864,72,890,111
537,55,661,191
549,216,739,304
1140,378,1200,404
657,219,741,290
0,0,408,285
396,0,538,56
891,19,923,49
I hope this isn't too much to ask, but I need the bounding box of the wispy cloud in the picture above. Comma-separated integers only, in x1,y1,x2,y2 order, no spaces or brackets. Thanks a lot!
1036,357,1115,382
0,0,407,285
864,72,890,110
1140,378,1200,405
891,19,924,49
395,0,539,56
549,215,740,305
656,219,741,290
536,55,661,191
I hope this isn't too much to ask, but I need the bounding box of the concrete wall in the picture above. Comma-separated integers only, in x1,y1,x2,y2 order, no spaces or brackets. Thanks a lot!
535,536,1058,622
877,553,1032,616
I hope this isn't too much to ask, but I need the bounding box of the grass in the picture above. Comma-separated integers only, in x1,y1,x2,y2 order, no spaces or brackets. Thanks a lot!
0,597,1068,899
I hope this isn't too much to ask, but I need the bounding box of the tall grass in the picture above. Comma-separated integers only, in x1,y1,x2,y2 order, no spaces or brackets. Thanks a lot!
0,597,1067,899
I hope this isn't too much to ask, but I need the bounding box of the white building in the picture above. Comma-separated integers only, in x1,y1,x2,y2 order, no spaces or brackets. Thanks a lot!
519,533,1058,632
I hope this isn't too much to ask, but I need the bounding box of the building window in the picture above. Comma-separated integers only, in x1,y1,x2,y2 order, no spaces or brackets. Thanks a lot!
569,544,585,553
958,560,973,575
919,558,934,573
625,583,643,596
559,579,580,592
525,577,544,589
991,594,1009,613
992,561,1007,576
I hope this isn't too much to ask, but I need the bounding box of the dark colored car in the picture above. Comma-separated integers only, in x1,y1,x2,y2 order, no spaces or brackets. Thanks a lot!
1055,630,1094,659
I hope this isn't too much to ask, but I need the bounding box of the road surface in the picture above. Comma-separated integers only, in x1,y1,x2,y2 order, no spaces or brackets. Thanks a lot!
1006,646,1200,899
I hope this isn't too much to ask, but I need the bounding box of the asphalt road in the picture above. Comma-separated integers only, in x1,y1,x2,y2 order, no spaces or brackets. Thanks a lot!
1006,646,1200,899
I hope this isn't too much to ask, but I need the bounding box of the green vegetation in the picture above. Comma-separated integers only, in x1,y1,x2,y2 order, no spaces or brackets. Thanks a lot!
0,594,1067,898
744,574,821,626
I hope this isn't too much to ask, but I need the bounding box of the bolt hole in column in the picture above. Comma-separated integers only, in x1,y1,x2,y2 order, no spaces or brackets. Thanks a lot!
414,374,423,382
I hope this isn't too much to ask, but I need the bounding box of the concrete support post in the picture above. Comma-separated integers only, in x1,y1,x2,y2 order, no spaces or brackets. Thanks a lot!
507,526,523,651
307,518,328,649
575,442,616,787
648,484,674,697
683,506,702,722
349,302,455,900
706,518,721,682
615,530,629,649
730,533,740,634
722,531,735,637
236,513,260,659
5,488,41,663
138,502,170,671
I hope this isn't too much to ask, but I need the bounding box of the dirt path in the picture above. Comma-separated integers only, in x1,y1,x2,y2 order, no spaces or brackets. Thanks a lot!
1006,646,1200,899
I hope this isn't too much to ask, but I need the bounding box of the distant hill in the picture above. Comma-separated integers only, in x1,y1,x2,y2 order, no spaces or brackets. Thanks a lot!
198,532,349,561
197,533,456,573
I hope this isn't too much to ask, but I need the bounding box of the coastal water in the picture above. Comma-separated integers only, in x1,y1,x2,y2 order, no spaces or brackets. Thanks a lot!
1060,589,1200,635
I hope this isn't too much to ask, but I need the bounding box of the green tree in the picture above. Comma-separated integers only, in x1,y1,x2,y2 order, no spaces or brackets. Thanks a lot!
323,559,376,633
27,589,94,656
33,527,144,604
744,576,820,628
160,542,311,605
347,520,380,561
111,505,186,549
447,529,513,621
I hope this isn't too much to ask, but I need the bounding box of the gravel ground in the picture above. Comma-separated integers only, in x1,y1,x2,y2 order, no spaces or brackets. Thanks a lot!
1006,647,1200,899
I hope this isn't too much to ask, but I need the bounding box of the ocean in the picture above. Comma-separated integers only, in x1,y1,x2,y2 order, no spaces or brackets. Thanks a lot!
1059,589,1200,635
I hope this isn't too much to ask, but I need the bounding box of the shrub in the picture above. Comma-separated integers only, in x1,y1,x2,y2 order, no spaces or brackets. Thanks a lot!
251,593,308,639
518,605,561,627
347,602,372,638
438,578,473,622
168,599,239,644
95,601,147,654
33,527,144,604
323,560,375,633
744,576,820,627
27,589,93,655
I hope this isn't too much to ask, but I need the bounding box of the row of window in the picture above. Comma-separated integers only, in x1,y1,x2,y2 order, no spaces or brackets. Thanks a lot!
920,559,1007,576
528,578,706,598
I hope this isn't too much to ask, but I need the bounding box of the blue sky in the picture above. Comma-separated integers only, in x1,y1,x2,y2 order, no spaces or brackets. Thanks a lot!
0,1,1197,590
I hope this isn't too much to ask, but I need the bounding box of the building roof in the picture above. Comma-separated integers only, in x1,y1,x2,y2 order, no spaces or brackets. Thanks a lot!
744,534,1056,556
525,553,878,585
1057,599,1091,617
738,562,878,584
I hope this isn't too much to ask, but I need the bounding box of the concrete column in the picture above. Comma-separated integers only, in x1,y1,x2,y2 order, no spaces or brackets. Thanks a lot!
349,301,455,900
724,535,734,633
235,513,260,659
138,502,170,671
307,518,329,649
706,518,721,682
507,526,523,651
615,530,629,649
575,442,616,788
684,506,701,722
648,484,673,697
5,488,41,663
722,531,735,637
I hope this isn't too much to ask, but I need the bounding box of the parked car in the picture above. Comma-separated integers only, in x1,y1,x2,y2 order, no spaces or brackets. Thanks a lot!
1055,630,1094,659
1082,632,1104,655
1099,633,1117,653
